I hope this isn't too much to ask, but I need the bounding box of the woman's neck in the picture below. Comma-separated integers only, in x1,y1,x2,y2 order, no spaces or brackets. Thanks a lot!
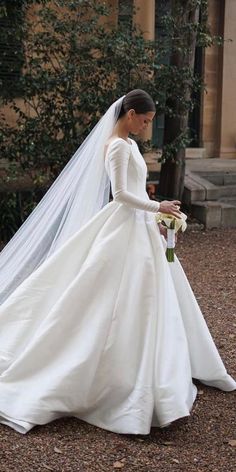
112,121,130,141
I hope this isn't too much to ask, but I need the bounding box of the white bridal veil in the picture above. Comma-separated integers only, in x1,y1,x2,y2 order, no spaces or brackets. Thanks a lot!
0,95,125,304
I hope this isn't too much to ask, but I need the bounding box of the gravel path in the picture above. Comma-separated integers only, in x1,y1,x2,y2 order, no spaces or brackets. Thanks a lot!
0,229,235,472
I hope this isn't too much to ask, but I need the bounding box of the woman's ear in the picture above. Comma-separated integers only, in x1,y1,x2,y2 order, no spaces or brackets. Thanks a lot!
127,109,135,119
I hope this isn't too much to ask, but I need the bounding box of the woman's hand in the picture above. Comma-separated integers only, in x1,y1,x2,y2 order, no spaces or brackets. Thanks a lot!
158,223,167,239
159,200,181,218
158,223,178,243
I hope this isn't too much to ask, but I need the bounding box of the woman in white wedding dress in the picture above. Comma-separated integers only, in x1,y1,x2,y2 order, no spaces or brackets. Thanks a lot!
0,90,235,435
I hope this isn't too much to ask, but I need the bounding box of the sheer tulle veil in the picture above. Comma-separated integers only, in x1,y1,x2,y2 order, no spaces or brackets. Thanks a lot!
0,95,125,304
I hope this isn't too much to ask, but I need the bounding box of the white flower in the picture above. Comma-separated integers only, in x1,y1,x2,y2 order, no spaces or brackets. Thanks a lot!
155,211,187,233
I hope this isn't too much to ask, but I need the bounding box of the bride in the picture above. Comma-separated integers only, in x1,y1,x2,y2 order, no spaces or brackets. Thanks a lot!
0,89,235,435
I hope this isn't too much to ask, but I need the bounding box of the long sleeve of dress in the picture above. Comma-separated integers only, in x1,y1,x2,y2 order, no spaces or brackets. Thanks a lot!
106,139,160,212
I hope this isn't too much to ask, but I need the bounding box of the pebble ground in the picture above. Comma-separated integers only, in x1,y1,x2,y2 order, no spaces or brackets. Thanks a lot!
0,229,235,472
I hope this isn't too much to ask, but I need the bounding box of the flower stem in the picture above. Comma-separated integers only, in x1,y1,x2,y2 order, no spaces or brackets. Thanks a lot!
166,247,175,262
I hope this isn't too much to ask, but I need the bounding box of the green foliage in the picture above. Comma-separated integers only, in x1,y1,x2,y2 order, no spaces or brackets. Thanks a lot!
0,1,25,97
0,194,19,243
0,0,159,179
0,0,223,231
161,132,191,165
0,190,43,243
155,0,223,165
0,0,220,173
0,0,216,173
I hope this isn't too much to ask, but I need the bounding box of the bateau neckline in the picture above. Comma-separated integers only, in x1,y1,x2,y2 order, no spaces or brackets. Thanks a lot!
108,137,133,146
104,137,133,162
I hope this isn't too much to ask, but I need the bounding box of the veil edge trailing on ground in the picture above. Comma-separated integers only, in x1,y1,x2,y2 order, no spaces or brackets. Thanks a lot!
0,95,125,304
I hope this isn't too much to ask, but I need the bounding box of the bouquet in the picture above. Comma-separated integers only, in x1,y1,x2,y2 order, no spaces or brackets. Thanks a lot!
155,211,187,262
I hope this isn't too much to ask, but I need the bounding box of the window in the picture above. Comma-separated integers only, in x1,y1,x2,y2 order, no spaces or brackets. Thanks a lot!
153,1,203,148
0,1,24,97
153,0,171,148
118,0,133,32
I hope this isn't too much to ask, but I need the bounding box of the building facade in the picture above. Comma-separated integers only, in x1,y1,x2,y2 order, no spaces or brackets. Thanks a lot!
127,0,236,159
1,0,236,159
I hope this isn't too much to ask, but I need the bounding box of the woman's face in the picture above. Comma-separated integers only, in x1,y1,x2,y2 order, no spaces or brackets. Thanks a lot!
127,110,156,135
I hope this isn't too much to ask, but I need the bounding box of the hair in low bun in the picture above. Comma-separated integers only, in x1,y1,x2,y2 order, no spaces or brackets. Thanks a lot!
117,89,156,119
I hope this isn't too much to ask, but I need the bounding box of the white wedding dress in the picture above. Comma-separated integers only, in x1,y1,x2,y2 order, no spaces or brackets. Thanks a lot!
0,137,235,435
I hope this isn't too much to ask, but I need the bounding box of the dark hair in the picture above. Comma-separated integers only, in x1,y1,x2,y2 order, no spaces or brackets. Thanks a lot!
117,89,156,120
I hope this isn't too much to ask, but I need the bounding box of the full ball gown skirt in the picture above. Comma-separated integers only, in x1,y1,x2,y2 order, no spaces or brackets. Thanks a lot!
0,138,235,434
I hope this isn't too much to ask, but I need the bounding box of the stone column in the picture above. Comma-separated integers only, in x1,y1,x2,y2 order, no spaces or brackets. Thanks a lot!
219,0,236,158
133,0,155,141
201,0,224,158
133,0,155,40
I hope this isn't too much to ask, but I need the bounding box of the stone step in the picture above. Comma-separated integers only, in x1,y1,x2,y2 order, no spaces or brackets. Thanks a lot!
206,184,236,200
184,169,236,227
197,172,236,186
191,201,236,229
184,171,236,204
219,196,236,205
185,148,206,159
184,172,215,205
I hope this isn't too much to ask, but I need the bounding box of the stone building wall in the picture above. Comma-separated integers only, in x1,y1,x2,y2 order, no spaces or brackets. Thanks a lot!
1,0,236,159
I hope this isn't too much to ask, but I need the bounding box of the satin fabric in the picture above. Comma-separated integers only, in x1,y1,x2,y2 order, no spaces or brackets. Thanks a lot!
0,139,235,434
